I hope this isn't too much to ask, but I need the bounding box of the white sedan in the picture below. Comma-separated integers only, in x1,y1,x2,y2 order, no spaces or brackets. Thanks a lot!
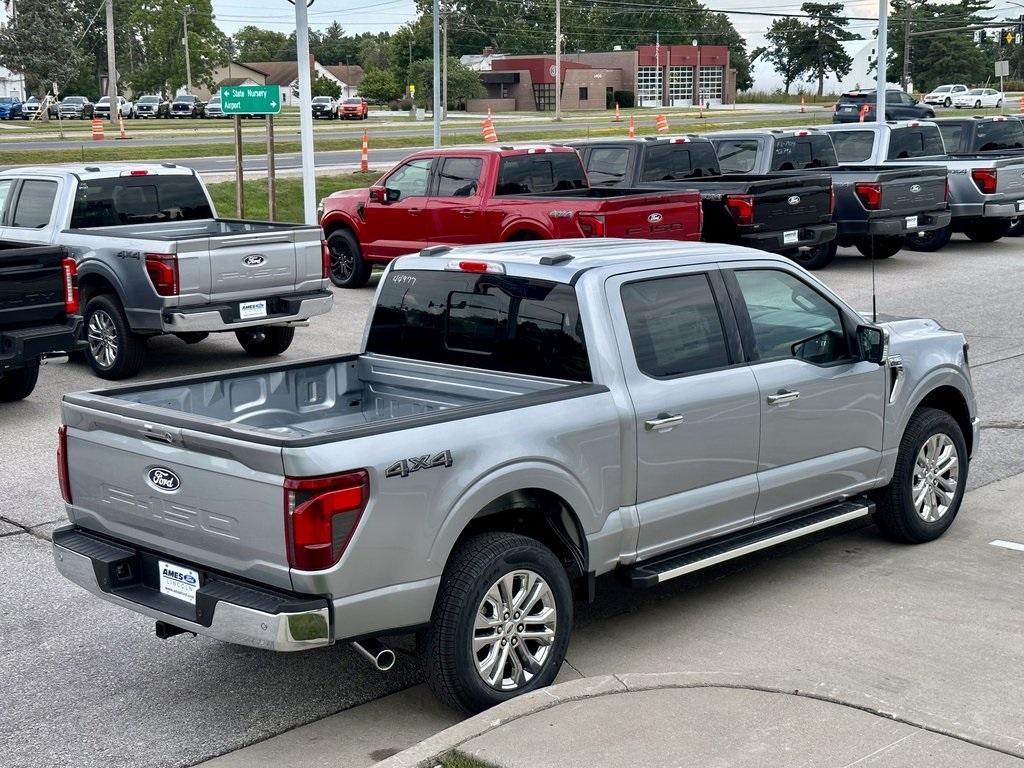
924,84,968,107
953,88,1004,109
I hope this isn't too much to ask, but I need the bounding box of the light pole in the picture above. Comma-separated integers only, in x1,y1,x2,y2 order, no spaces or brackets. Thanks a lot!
876,0,888,123
432,0,441,146
105,0,117,124
554,0,562,121
693,38,700,110
292,0,317,224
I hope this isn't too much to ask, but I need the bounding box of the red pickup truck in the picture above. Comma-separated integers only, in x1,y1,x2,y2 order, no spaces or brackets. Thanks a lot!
319,145,703,287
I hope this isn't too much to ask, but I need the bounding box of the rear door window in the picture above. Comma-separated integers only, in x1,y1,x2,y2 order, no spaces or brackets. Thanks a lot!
830,131,874,162
639,143,719,181
887,126,947,159
495,153,587,195
0,179,13,224
11,180,57,229
434,158,483,197
975,121,1024,151
714,139,759,173
937,124,965,153
584,146,632,186
771,137,837,170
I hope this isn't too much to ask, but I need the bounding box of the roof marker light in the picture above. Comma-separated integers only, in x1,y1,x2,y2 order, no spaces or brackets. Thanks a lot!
445,260,506,274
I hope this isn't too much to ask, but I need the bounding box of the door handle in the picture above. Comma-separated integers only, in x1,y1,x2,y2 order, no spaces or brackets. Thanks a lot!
766,390,800,405
644,413,685,431
458,208,477,217
407,207,422,216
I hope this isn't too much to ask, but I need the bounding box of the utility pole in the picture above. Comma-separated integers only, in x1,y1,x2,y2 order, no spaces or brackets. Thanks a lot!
441,5,448,120
876,0,889,123
554,0,562,120
293,0,317,224
432,0,441,146
901,1,914,92
105,0,117,124
182,8,194,93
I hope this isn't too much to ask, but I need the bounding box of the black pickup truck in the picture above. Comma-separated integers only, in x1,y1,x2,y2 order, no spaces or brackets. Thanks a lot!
708,127,951,263
0,242,82,401
564,136,837,268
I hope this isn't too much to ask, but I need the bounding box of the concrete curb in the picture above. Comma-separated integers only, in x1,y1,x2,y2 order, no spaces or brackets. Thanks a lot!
374,671,1024,767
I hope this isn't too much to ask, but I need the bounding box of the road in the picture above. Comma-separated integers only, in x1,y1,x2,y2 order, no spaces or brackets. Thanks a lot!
2,236,1023,767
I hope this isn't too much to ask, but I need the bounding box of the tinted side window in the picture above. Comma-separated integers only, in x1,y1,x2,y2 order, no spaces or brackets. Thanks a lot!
975,121,1024,151
11,180,57,229
639,143,719,182
714,139,758,173
434,158,482,197
887,127,946,159
734,269,846,363
771,137,837,170
384,158,433,200
495,154,587,195
584,146,632,186
621,274,731,378
0,180,13,224
938,124,964,153
831,131,874,162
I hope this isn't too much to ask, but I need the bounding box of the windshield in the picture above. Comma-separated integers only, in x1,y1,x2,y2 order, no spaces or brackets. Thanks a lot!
933,86,952,93
367,270,591,381
139,96,159,103
313,97,331,103
344,98,362,104
97,97,110,104
966,89,983,95
173,96,194,103
64,98,84,104
71,174,213,228
209,98,220,105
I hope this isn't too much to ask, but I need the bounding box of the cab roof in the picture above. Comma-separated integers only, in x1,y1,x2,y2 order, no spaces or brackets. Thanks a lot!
0,163,196,179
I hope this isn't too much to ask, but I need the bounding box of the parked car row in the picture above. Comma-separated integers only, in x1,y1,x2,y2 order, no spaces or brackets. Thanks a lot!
312,96,369,119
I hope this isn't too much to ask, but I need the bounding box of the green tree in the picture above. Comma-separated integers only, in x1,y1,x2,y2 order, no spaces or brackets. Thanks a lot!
358,68,401,103
0,0,84,97
356,32,393,70
798,2,861,96
311,74,343,98
884,0,992,91
409,57,485,108
312,22,362,65
753,18,811,94
389,16,434,87
233,26,292,61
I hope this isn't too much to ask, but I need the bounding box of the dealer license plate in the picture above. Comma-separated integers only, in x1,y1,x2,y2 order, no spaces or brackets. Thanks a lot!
1016,200,1024,212
158,560,200,604
239,299,267,320
783,230,799,245
905,216,918,230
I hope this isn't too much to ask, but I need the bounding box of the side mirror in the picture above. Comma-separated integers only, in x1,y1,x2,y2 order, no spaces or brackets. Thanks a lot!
856,325,888,365
369,187,400,204
791,330,838,364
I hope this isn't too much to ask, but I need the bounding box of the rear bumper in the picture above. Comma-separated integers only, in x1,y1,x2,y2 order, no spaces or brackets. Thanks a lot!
52,526,331,652
950,199,1024,219
161,290,333,333
0,317,82,371
739,222,837,253
840,209,952,237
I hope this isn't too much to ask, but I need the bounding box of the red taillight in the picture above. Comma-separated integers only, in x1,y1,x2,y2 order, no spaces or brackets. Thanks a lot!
284,470,368,571
144,253,179,296
457,260,491,273
321,239,330,279
854,182,882,210
129,169,149,176
61,257,79,315
578,213,607,237
971,168,998,194
57,425,72,504
725,194,755,226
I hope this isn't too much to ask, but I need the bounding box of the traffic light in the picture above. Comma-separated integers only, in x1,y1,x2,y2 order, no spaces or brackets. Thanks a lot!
979,28,987,42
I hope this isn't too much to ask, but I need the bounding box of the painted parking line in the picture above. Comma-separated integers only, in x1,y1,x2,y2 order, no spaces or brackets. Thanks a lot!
990,540,1024,552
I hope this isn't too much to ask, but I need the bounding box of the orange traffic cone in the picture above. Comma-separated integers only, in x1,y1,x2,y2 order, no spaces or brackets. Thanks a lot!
612,102,622,122
91,117,104,141
360,129,370,172
1018,96,1024,114
482,112,498,143
859,103,869,123
800,94,806,114
655,114,669,133
628,115,636,138
116,114,129,140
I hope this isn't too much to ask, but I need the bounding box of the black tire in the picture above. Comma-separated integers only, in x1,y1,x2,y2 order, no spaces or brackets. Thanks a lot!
327,228,371,288
235,325,295,356
962,218,1011,243
786,239,837,270
83,294,147,380
872,408,968,544
0,363,40,402
904,224,952,252
997,99,1003,109
855,236,903,260
422,532,573,714
943,98,951,108
1007,217,1024,237
975,100,982,109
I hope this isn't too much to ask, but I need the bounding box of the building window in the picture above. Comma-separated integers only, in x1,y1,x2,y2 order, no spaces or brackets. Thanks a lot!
697,65,725,105
579,87,589,101
668,66,693,107
533,83,557,111
637,65,663,107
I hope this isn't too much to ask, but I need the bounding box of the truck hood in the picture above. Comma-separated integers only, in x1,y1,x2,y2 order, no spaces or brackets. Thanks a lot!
322,187,371,214
860,312,966,353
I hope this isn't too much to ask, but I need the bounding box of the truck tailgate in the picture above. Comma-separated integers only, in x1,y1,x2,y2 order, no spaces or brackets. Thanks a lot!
62,400,293,590
588,190,702,240
0,245,66,328
202,230,299,301
876,168,947,212
742,174,833,229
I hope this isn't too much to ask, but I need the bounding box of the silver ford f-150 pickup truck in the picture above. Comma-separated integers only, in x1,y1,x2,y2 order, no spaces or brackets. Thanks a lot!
0,164,332,379
52,239,979,714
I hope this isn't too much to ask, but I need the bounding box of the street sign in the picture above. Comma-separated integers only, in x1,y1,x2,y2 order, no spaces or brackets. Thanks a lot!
996,60,1010,77
220,85,282,115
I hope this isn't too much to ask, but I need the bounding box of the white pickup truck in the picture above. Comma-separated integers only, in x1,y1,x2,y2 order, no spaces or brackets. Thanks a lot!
0,165,332,378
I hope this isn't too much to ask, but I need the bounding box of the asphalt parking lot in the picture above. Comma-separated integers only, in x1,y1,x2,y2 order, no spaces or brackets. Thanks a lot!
2,235,1023,768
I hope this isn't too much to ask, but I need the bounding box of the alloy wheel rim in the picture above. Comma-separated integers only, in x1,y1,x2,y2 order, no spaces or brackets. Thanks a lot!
912,433,959,522
473,570,558,692
330,240,355,282
87,310,119,369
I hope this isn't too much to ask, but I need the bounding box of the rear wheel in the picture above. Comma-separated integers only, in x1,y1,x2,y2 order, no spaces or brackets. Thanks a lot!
975,100,982,109
904,224,952,252
0,363,40,402
235,326,295,357
84,294,147,380
962,218,1011,242
997,99,1003,109
872,408,967,544
943,97,952,107
327,229,371,288
786,239,837,270
422,532,572,714
855,236,903,259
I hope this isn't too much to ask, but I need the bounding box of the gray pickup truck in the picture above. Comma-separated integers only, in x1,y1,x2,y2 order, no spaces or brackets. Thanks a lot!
818,121,1024,250
0,165,332,379
52,239,978,714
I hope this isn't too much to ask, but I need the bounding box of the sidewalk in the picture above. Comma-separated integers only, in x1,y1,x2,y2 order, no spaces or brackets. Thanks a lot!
380,674,1024,768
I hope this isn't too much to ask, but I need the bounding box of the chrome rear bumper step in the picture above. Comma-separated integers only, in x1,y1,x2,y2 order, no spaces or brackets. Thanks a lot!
624,499,874,588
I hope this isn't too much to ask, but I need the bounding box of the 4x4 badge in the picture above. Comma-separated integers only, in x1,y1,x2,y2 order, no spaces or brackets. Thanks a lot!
385,450,454,479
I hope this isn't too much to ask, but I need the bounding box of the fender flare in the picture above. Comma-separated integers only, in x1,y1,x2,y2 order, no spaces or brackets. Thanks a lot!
893,364,974,447
75,259,129,305
499,218,551,241
320,211,363,240
428,460,599,572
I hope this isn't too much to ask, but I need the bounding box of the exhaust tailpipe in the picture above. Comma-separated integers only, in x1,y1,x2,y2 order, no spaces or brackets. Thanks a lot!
351,638,396,672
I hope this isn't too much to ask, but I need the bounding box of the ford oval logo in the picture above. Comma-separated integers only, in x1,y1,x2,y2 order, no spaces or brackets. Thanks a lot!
648,212,664,224
788,195,801,206
910,184,922,193
148,467,181,492
242,254,266,267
